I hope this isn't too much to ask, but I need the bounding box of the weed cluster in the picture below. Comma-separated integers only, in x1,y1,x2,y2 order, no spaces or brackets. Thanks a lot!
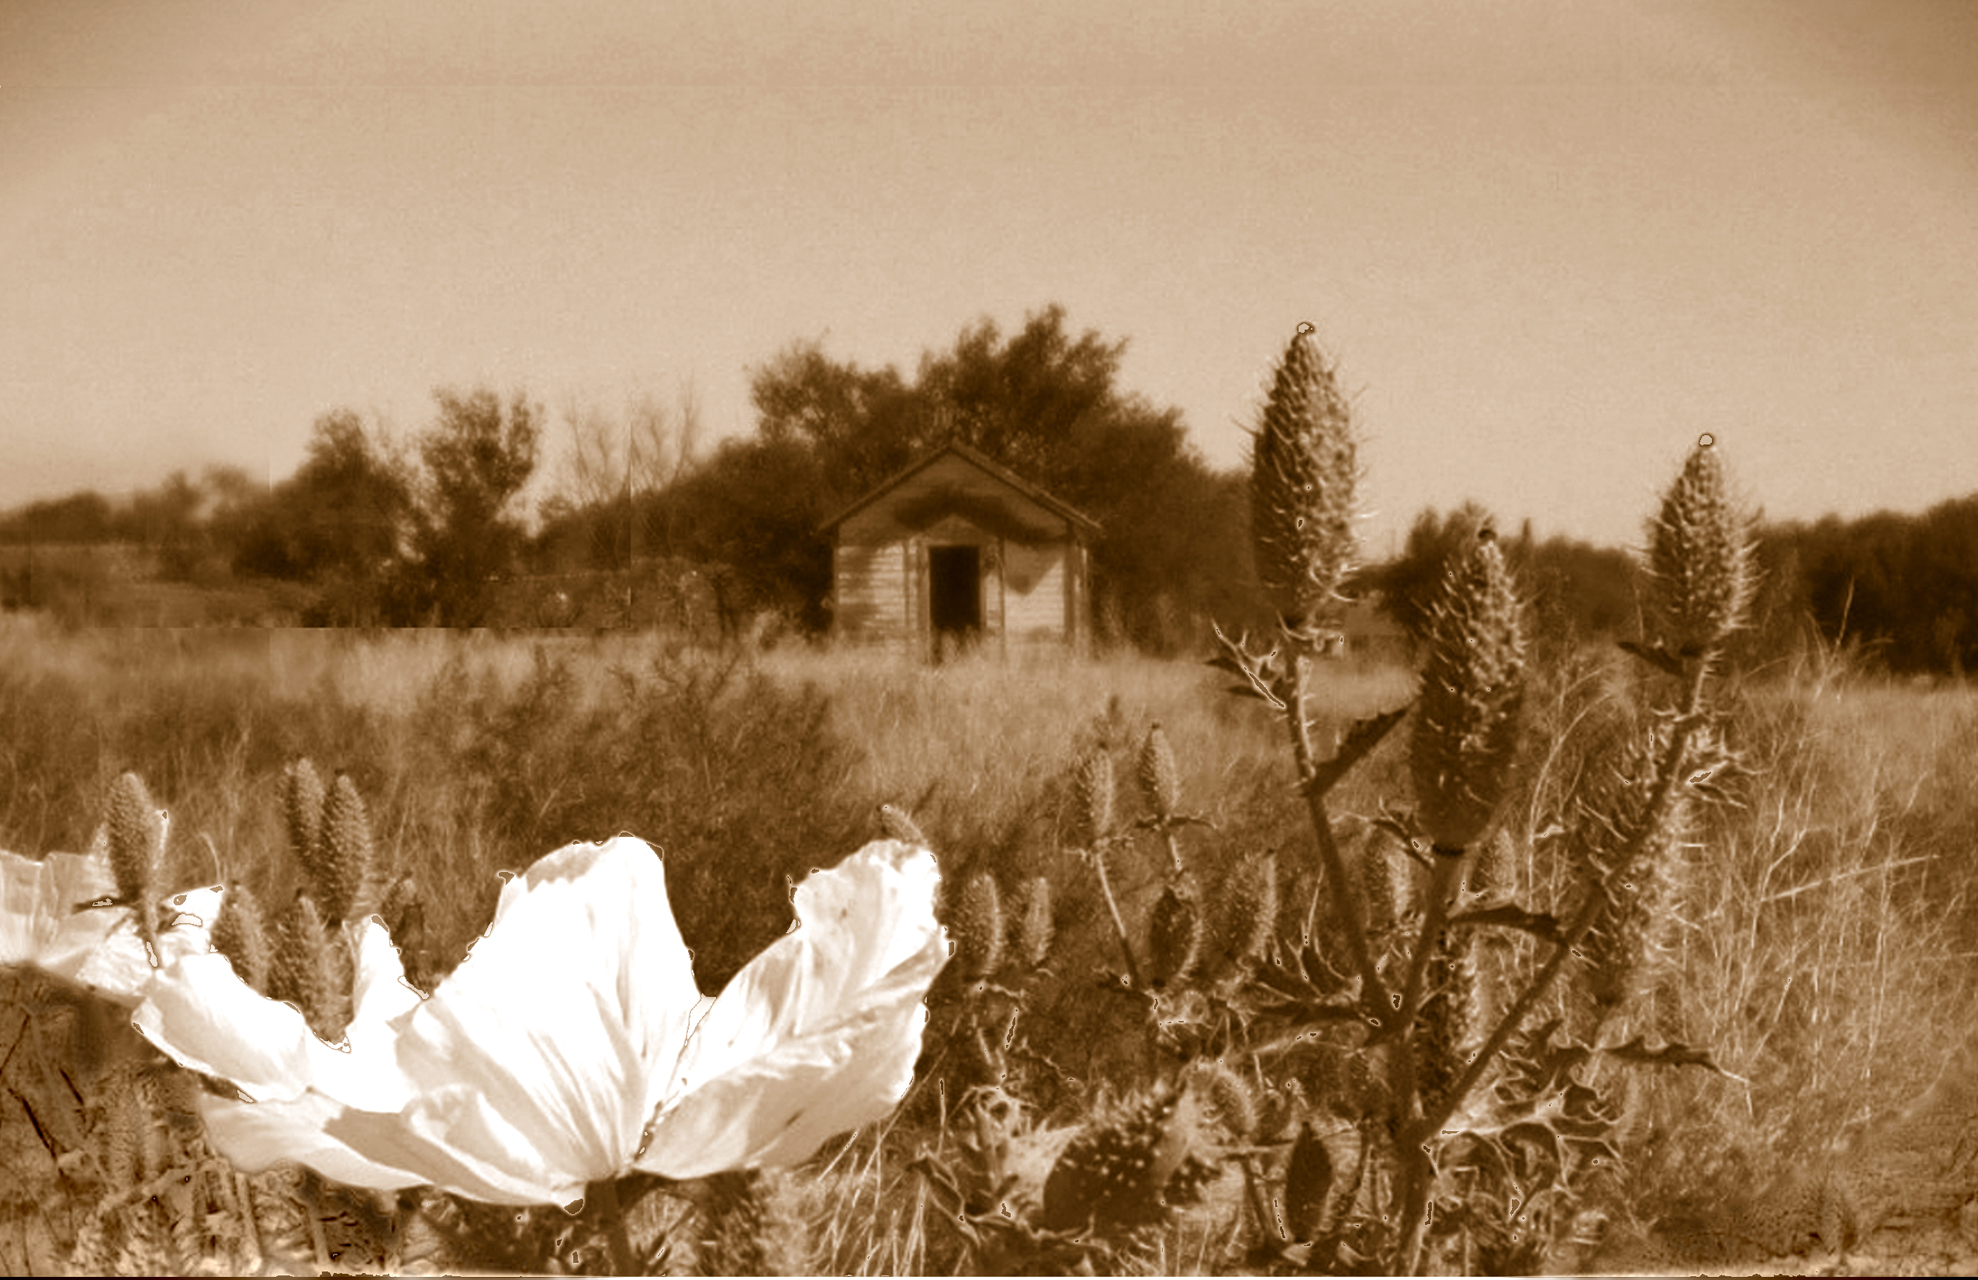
7,327,1978,1275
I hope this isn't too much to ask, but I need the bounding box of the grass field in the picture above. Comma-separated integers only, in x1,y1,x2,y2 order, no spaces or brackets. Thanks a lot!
4,614,1978,1273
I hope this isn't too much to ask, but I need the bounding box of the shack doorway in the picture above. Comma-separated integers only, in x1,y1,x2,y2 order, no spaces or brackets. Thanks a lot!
928,544,982,659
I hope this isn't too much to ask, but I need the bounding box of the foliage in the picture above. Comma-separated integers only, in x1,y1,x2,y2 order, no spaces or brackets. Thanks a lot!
1368,504,1640,659
659,433,833,633
723,303,1249,649
397,387,544,625
412,642,868,990
1771,492,1978,676
230,387,545,625
231,410,412,585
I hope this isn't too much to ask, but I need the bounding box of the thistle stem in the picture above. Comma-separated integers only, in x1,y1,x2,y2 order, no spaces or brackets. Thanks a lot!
1389,853,1463,1276
1406,654,1714,1148
1287,652,1390,1015
1088,842,1144,993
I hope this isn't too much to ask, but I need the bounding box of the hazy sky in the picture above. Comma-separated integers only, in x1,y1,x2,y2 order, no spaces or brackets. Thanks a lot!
4,0,1975,554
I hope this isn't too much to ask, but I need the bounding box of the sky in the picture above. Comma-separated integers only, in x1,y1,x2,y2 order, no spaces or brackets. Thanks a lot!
3,0,1975,556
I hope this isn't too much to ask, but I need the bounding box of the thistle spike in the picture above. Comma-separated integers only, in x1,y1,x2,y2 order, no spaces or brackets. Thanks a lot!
105,772,164,960
1249,323,1360,633
1410,527,1527,852
1645,434,1755,656
320,772,378,924
211,879,274,993
1009,875,1054,971
1070,748,1116,849
952,868,1006,982
282,759,327,875
1136,722,1182,823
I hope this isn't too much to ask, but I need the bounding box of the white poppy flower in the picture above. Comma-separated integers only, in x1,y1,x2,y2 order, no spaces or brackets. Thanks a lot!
1,847,222,1004
133,836,945,1207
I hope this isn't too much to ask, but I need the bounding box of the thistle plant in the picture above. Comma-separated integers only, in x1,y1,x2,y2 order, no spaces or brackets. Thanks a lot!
1039,1079,1217,1238
1250,321,1359,636
1644,432,1755,659
924,807,1062,1100
105,772,166,964
1204,323,1754,1274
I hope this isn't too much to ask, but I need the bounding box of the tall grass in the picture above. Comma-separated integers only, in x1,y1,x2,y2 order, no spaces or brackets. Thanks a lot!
4,605,1978,1273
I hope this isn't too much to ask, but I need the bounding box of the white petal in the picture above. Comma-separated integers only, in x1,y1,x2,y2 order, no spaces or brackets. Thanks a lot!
3,848,225,1005
378,837,701,1185
136,950,401,1110
75,883,225,1003
198,1090,432,1191
637,840,945,1179
136,835,706,1202
1,848,121,984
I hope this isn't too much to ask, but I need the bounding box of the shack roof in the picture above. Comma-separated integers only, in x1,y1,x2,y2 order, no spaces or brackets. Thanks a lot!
820,440,1101,537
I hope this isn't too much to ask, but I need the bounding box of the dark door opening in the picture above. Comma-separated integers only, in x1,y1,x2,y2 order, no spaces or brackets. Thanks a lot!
928,544,982,659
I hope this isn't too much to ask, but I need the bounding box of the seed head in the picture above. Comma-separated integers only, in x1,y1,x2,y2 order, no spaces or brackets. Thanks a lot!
1146,882,1204,987
282,758,327,873
876,802,928,847
1411,529,1527,852
1565,717,1694,1017
1209,851,1278,979
212,880,274,993
319,773,378,924
1070,748,1116,849
1283,1121,1337,1244
952,868,1006,982
1415,933,1478,1117
382,874,435,994
1135,723,1182,823
1249,324,1359,631
270,893,347,1042
1184,1059,1258,1143
98,1062,144,1190
1356,835,1400,938
1584,795,1691,1016
1041,1082,1212,1234
1008,875,1054,971
1645,435,1755,656
105,772,164,956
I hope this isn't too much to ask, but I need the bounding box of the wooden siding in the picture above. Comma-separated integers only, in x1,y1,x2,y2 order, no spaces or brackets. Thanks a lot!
828,445,1094,656
831,540,912,643
1001,541,1067,643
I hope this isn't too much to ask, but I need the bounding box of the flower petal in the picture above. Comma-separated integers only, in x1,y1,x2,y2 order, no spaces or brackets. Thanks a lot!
136,835,706,1204
636,840,945,1179
75,883,225,1003
135,948,402,1110
372,836,701,1191
1,849,119,983
3,848,224,1005
198,1090,433,1191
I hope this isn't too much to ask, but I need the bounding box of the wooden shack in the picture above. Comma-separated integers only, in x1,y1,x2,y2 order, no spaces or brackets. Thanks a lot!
822,442,1100,660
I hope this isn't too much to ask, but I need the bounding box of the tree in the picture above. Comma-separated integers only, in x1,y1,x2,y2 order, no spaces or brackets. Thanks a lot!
752,342,917,500
0,490,116,544
548,384,704,570
231,410,412,583
1367,502,1502,646
739,304,1243,647
404,387,544,625
667,434,832,633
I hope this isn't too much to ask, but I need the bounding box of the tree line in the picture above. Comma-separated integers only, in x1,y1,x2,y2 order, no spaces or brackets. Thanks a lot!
3,302,1974,670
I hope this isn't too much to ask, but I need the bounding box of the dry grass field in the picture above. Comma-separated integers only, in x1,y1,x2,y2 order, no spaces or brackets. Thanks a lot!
4,612,1978,1273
